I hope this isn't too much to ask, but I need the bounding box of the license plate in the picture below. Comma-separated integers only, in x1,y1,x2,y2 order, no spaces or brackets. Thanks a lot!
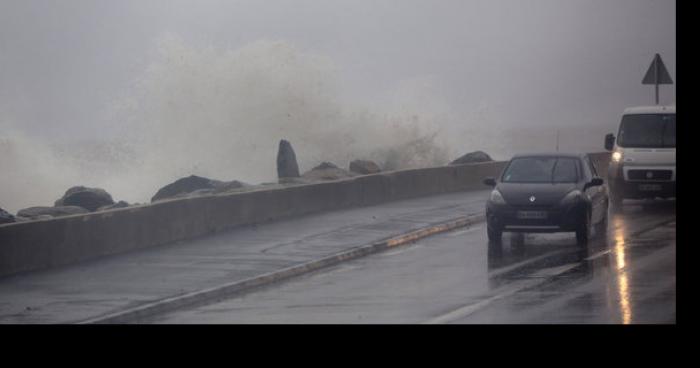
639,184,662,191
517,211,548,219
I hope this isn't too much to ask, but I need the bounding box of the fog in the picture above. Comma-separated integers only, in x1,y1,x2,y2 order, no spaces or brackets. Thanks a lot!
0,0,675,213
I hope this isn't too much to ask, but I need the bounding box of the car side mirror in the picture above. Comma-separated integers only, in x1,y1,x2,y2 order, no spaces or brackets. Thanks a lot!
604,133,615,151
584,177,604,190
483,177,497,187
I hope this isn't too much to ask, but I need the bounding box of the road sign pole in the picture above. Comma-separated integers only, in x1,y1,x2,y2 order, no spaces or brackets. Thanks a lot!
656,83,659,105
655,58,659,105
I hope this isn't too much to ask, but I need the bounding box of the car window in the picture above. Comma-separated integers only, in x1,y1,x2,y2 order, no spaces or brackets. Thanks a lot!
588,157,598,177
502,157,579,183
552,159,578,183
582,156,595,180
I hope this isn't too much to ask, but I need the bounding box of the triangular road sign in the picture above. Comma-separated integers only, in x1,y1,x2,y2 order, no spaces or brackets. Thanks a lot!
642,53,673,85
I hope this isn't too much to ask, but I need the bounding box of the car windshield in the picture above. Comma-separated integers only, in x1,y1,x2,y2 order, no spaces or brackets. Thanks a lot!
501,157,579,183
617,113,676,148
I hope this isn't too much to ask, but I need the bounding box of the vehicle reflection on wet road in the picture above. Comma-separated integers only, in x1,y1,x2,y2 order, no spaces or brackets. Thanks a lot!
147,200,675,324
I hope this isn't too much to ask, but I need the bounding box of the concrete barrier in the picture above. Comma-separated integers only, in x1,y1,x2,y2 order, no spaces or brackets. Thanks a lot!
0,161,508,278
0,154,610,278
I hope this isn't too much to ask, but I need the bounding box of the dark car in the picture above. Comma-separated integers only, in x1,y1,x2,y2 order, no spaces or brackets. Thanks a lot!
483,153,608,246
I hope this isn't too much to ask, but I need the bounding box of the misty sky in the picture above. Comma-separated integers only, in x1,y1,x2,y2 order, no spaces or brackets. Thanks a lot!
0,0,675,140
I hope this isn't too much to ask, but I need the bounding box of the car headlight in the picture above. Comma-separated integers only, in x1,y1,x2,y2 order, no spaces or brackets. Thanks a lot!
560,190,583,205
490,189,506,205
612,151,623,163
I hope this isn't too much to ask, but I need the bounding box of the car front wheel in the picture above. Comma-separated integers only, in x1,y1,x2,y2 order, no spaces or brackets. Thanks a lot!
487,224,502,245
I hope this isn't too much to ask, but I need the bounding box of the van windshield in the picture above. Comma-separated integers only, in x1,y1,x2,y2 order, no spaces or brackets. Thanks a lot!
617,114,676,148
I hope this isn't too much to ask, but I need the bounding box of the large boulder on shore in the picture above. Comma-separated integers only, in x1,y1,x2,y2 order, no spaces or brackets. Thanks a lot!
1,207,15,224
151,175,215,202
151,175,248,202
54,186,115,212
449,151,493,165
17,206,89,219
97,201,130,211
349,160,381,175
302,162,355,181
277,139,300,179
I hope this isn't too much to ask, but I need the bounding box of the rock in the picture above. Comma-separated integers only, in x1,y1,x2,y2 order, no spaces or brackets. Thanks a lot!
97,201,130,211
55,186,115,212
302,162,355,181
212,180,248,194
151,176,249,202
1,207,15,224
152,175,217,202
312,162,338,170
449,150,493,165
349,160,381,175
277,139,300,179
17,206,89,219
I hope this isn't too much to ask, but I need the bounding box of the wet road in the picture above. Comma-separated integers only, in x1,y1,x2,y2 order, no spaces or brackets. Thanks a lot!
146,200,676,324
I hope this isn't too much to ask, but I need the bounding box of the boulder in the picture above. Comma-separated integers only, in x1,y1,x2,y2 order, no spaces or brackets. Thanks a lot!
151,176,248,202
55,186,115,212
449,150,493,165
152,175,217,202
312,162,338,170
302,162,355,181
349,160,381,175
17,206,89,219
0,207,15,224
212,180,248,194
277,139,300,179
97,201,130,211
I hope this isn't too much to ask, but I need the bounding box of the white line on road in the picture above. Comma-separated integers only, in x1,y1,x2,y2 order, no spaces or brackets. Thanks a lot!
488,249,570,278
422,263,580,324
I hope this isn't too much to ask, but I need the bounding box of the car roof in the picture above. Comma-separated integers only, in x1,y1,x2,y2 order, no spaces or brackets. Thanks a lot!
623,105,675,115
511,152,586,160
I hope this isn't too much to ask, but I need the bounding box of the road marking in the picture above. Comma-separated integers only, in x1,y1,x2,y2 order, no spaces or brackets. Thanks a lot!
584,249,612,261
488,249,571,278
422,263,580,324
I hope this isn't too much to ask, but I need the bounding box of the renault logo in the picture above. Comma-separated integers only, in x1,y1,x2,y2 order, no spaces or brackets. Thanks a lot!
529,196,536,202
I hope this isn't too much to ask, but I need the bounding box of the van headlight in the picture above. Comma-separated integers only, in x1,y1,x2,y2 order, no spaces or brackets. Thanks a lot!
612,151,623,163
490,189,506,205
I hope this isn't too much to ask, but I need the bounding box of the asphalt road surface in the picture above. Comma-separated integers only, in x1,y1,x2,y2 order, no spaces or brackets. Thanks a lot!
146,199,676,324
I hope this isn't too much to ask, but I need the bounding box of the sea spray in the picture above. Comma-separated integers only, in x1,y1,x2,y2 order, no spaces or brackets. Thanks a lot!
1,38,458,212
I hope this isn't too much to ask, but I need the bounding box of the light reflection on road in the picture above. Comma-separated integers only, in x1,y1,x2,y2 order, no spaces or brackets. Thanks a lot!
611,215,632,324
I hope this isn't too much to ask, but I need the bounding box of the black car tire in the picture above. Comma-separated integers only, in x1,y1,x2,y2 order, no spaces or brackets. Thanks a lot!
487,224,502,245
596,201,609,238
576,210,590,245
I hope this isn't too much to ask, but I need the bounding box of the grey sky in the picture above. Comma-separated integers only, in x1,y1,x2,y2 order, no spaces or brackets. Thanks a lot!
1,0,675,140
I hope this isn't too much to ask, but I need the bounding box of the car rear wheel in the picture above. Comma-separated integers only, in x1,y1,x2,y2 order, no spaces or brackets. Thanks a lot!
576,211,590,246
595,203,608,238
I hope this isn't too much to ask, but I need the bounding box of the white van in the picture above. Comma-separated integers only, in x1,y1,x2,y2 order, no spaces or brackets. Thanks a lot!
604,105,676,209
